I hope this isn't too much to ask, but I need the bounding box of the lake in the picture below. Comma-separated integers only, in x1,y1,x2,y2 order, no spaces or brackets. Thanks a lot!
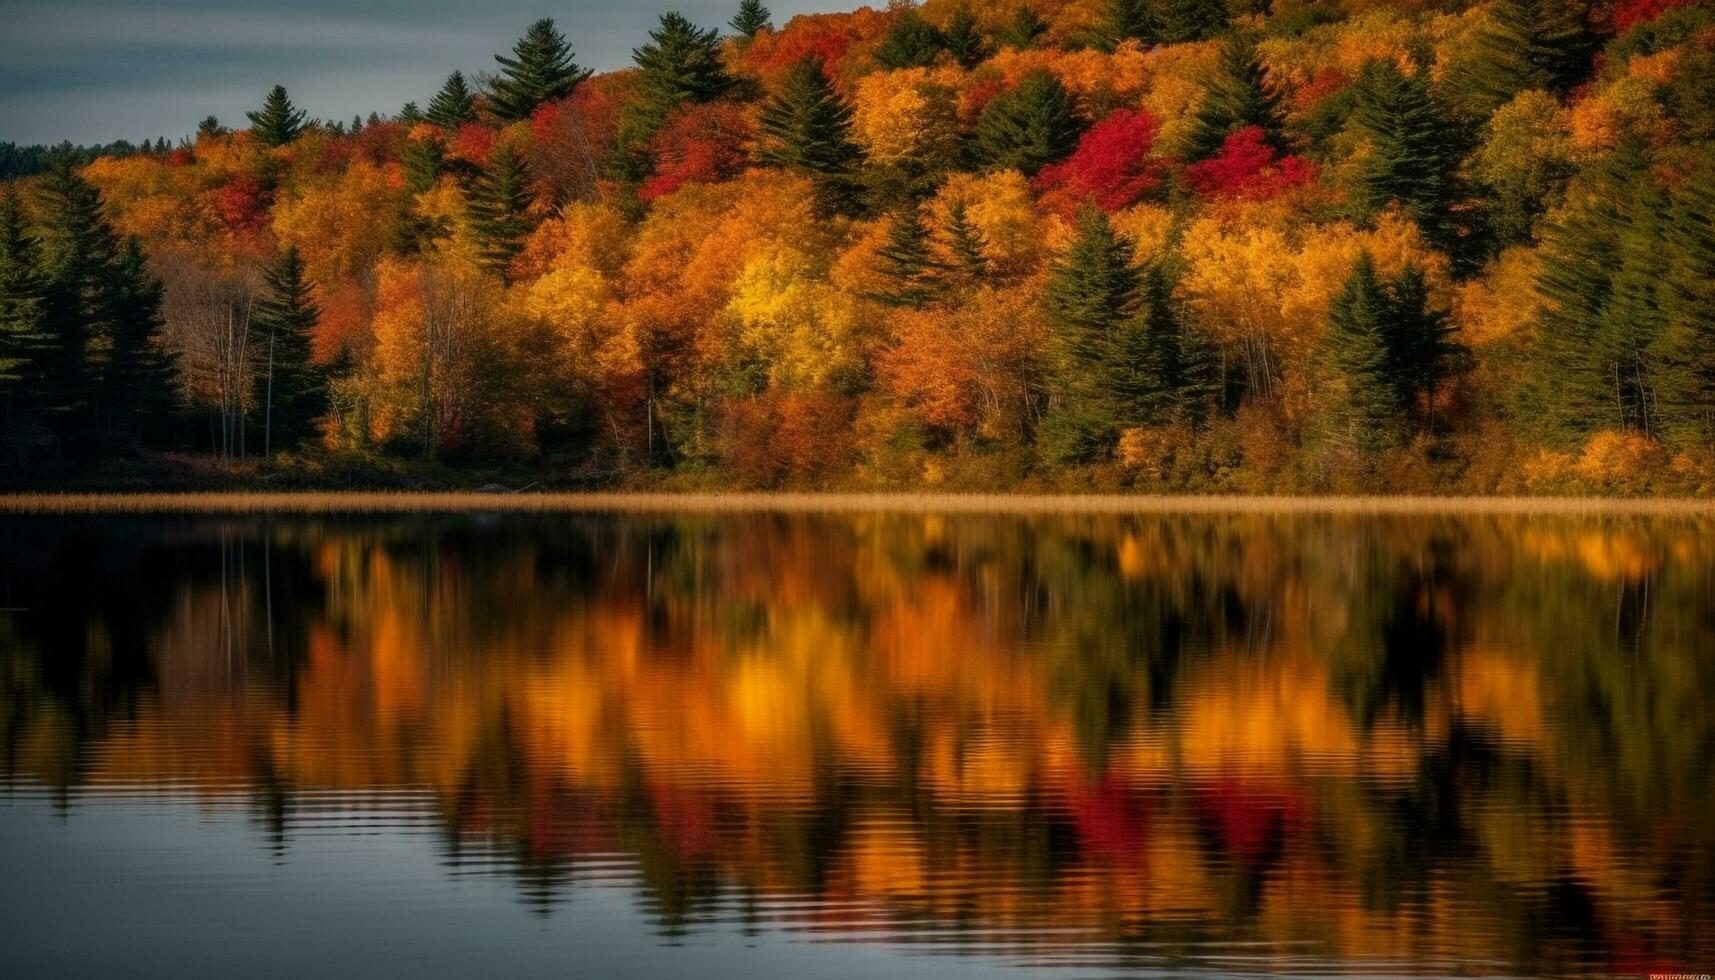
2,508,1712,977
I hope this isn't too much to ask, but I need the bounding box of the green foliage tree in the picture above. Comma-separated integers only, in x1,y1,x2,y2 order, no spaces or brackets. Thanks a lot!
1348,60,1457,242
427,71,478,130
35,157,118,444
1384,264,1468,431
104,238,178,446
1445,0,1592,119
1098,0,1159,50
1652,161,1715,449
757,57,867,218
996,7,1048,49
1042,207,1143,461
868,208,946,307
1154,0,1231,43
731,0,773,38
621,12,735,178
1323,252,1403,453
875,9,946,69
196,116,226,138
250,247,327,455
942,7,990,68
1181,36,1286,161
468,143,537,278
975,70,1084,176
247,85,307,147
489,18,592,122
941,200,989,284
0,187,48,442
398,101,425,125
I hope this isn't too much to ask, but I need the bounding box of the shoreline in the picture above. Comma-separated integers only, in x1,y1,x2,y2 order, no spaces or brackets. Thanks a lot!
1,491,1713,516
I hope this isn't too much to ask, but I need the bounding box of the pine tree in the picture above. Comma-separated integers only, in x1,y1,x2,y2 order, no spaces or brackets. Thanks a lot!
1323,251,1402,452
622,12,735,176
875,9,946,69
35,157,120,444
468,143,536,278
1181,36,1286,161
1348,60,1456,240
1042,207,1142,460
1098,0,1159,50
196,116,226,139
250,247,327,455
731,0,773,38
942,7,990,68
247,85,307,147
996,7,1048,50
402,137,444,195
0,186,48,441
398,102,425,125
427,71,478,130
868,208,946,307
941,200,989,283
1653,161,1715,448
1154,0,1231,43
757,57,867,218
975,70,1084,176
1446,0,1592,119
1384,264,1467,431
105,237,178,445
489,18,592,122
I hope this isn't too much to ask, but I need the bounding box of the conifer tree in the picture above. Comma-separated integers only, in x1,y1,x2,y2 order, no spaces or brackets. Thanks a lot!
942,200,989,283
250,247,326,455
1098,0,1159,50
731,0,773,38
1323,251,1402,452
490,18,591,122
196,116,226,138
622,12,735,177
1042,207,1142,460
1446,0,1592,119
869,208,946,308
104,237,178,445
1384,263,1467,431
398,102,425,125
247,85,307,147
996,7,1048,49
1348,60,1456,241
1653,161,1715,448
875,9,946,69
427,71,478,131
402,137,444,196
942,7,990,68
0,186,48,439
468,143,536,278
1154,0,1230,43
757,57,867,218
1181,36,1287,161
35,157,120,443
975,70,1084,176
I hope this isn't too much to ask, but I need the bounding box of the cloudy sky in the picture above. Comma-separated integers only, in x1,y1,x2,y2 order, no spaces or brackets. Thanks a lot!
1,0,840,145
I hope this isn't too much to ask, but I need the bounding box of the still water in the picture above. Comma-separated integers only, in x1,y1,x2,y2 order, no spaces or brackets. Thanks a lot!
1,510,1711,977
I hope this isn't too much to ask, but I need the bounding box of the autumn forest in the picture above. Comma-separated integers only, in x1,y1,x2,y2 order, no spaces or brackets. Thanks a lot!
2,0,1713,492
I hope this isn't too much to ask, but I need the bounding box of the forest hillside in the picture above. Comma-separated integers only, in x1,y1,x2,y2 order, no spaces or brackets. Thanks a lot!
1,0,1713,492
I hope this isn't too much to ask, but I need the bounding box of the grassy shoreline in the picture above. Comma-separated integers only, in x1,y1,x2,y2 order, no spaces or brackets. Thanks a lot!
2,491,1713,516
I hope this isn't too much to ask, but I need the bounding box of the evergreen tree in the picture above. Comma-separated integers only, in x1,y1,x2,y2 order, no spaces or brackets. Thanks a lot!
401,137,444,195
757,57,867,218
1446,0,1592,119
731,0,773,38
250,247,327,455
868,208,946,307
196,116,226,139
1155,0,1231,43
0,187,48,440
1384,263,1467,431
35,157,121,444
427,71,478,130
398,102,425,125
1348,60,1457,241
633,13,734,113
104,237,178,445
943,7,991,68
468,144,536,278
1323,251,1403,452
490,18,592,122
1098,0,1159,50
1042,207,1143,460
1181,36,1287,161
875,9,946,69
974,70,1084,176
247,85,307,147
996,7,1048,49
942,200,989,283
1653,161,1715,448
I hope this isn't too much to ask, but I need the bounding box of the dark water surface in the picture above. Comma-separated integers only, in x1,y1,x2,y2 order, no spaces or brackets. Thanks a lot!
2,511,1712,978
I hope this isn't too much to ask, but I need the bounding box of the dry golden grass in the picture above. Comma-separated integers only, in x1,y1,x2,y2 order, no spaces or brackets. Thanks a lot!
1,492,1713,516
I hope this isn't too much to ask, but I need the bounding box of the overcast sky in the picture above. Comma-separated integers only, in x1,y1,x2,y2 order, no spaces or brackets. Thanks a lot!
1,0,842,145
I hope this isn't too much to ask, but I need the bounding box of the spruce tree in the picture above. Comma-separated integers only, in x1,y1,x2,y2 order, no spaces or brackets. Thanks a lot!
943,7,991,68
1653,161,1715,448
250,247,326,455
398,102,425,125
731,0,773,38
468,143,536,278
490,18,592,122
996,7,1048,50
401,137,444,195
1446,0,1592,119
868,208,946,308
974,70,1084,176
875,10,946,69
1323,252,1402,452
942,200,989,283
427,71,478,131
0,187,48,439
196,116,226,139
1154,0,1231,43
247,85,307,147
1348,60,1456,240
1098,0,1159,50
1384,263,1467,431
105,237,178,445
757,57,867,218
622,12,735,176
35,157,120,444
1181,36,1287,161
1042,207,1142,460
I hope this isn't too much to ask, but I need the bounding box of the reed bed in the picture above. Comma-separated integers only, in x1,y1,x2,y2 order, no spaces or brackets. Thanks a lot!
2,491,1713,517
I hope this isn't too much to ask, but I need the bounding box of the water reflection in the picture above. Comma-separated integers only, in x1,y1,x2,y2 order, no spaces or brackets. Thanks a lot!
2,512,1713,976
